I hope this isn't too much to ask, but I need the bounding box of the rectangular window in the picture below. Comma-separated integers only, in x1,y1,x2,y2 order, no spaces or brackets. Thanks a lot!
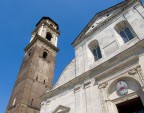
93,47,102,61
124,28,134,40
120,31,128,43
120,28,134,43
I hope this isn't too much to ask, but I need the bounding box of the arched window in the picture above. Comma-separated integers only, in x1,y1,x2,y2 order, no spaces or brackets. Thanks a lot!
43,52,48,59
46,33,52,41
88,40,102,61
115,21,135,43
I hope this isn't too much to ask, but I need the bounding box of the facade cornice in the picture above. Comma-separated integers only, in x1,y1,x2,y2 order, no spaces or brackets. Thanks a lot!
24,35,59,52
72,0,139,47
41,39,144,100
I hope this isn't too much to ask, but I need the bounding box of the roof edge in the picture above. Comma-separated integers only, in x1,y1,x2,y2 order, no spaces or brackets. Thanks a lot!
71,0,135,47
36,16,59,30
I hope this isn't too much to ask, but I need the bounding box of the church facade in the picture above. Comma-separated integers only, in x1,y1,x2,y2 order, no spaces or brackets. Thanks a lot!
6,0,144,113
40,0,144,113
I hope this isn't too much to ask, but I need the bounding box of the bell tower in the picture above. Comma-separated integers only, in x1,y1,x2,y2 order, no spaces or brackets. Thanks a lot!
6,17,60,113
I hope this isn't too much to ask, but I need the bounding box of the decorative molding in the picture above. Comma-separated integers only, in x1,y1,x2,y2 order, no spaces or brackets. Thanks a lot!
24,35,59,52
128,65,142,75
112,92,138,104
96,55,139,81
128,68,137,75
128,65,144,82
41,39,144,100
98,82,108,89
107,73,141,96
74,86,81,93
84,81,91,89
40,52,141,100
33,20,60,35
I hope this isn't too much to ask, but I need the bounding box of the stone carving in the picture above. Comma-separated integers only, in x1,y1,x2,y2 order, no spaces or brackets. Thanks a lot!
128,65,142,76
128,68,137,75
116,81,128,95
128,65,144,83
137,65,143,75
98,82,108,89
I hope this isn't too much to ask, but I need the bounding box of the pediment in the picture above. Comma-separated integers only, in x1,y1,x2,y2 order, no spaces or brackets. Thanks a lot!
85,8,119,34
53,105,70,113
72,0,134,46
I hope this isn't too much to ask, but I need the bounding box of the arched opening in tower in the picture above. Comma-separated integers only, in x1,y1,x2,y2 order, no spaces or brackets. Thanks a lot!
46,33,52,41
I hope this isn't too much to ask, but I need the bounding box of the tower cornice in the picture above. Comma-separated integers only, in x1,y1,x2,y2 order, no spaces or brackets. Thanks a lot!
32,20,60,35
24,35,59,52
36,17,59,29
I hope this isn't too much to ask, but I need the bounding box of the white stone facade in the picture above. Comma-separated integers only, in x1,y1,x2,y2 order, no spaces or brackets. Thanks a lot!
40,0,144,113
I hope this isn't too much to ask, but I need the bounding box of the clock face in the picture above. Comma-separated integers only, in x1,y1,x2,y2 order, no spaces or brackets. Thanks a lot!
116,81,128,95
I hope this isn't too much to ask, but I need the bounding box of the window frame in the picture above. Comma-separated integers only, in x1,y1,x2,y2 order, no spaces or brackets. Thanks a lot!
114,20,136,44
40,48,50,62
119,27,134,43
46,33,52,41
92,46,102,61
42,51,48,59
88,40,102,62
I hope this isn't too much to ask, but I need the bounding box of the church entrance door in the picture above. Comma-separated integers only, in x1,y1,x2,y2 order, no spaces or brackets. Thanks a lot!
116,97,144,113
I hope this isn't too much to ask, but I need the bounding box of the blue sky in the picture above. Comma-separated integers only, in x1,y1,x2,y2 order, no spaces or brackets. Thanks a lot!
1,0,144,112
